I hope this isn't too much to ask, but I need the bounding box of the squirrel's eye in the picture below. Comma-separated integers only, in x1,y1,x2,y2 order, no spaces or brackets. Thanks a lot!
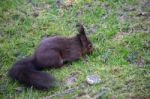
88,44,92,48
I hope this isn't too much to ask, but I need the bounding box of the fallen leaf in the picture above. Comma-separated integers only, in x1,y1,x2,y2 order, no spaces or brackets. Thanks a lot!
64,71,80,85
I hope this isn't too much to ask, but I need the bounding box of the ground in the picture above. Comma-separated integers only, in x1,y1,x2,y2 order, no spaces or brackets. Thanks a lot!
0,0,150,99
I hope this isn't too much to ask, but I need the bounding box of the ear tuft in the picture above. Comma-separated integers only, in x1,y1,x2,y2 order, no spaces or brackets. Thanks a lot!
76,23,85,35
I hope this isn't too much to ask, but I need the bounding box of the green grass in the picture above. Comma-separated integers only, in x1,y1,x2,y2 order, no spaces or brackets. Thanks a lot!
0,0,150,98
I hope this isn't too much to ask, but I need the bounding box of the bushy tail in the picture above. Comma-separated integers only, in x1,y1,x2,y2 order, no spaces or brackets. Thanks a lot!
8,57,56,89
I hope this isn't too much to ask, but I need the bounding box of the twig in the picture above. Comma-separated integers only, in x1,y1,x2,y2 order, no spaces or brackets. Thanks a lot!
42,88,77,99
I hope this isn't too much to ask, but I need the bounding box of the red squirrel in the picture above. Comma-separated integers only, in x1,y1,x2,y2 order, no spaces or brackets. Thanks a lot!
8,23,93,89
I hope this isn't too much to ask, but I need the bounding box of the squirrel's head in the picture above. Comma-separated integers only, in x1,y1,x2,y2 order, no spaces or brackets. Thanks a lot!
76,23,93,53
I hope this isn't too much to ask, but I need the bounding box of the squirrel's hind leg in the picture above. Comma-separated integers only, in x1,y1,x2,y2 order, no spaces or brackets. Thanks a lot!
35,50,64,68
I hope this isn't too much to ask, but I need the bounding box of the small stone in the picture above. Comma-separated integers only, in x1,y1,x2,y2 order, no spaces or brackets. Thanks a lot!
86,75,101,85
14,87,23,93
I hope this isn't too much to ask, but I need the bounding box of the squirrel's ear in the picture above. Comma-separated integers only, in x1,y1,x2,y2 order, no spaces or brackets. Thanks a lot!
76,23,85,35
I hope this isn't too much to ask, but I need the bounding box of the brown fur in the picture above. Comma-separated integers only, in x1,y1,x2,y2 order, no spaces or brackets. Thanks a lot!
8,23,93,89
